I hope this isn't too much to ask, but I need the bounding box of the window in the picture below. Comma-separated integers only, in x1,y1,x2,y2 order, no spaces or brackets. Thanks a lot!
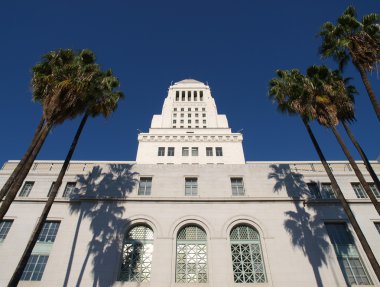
168,147,175,156
119,225,154,282
185,178,198,196
188,120,191,124
38,221,60,242
47,182,55,197
191,147,198,156
194,94,197,101
203,120,206,124
230,225,266,283
173,113,177,117
158,147,165,156
188,91,191,101
195,108,198,111
325,222,371,285
174,108,177,111
173,120,176,124
19,181,34,197
180,113,184,117
206,147,213,156
195,113,199,117
369,183,380,198
200,92,203,101
138,177,152,195
231,178,244,196
307,182,336,199
21,255,49,281
216,147,223,156
63,182,76,198
181,108,184,111
351,183,367,198
188,108,191,111
188,113,191,117
180,120,184,124
0,220,13,242
182,147,189,156
176,91,179,101
202,108,205,111
195,120,199,124
374,222,380,234
176,225,207,283
21,221,60,281
194,91,198,98
202,113,206,117
182,91,185,101
200,91,204,99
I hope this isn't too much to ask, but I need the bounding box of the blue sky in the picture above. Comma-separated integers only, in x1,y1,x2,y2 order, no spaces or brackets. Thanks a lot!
0,0,379,165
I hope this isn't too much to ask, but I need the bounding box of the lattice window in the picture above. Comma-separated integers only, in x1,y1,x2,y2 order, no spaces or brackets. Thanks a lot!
176,225,208,283
231,178,245,196
38,221,60,243
19,181,34,197
230,225,266,283
138,177,152,195
325,222,372,285
185,178,198,196
369,183,380,199
351,183,367,198
63,182,76,198
119,225,154,282
21,255,49,281
0,220,13,241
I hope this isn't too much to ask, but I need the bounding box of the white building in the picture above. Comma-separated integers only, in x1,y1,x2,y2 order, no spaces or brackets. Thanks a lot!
0,79,380,287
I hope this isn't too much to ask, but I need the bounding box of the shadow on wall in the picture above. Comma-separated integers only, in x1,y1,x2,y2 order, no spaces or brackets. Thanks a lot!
268,164,336,287
63,164,138,287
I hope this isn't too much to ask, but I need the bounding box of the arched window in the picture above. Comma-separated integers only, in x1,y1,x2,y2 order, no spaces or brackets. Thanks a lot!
230,225,266,283
119,225,154,282
176,225,208,283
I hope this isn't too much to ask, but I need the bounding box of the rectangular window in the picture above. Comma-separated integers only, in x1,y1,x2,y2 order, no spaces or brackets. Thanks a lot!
231,178,244,196
202,113,206,117
188,120,191,124
168,147,175,156
203,120,206,124
0,220,13,242
188,91,191,101
307,182,321,199
63,182,76,198
369,183,380,199
158,147,165,156
194,94,197,101
195,113,199,117
182,147,189,156
180,113,184,117
200,91,203,100
206,147,213,156
195,120,199,123
180,120,184,123
351,183,367,198
325,222,372,285
194,91,197,98
182,91,185,101
19,181,34,197
173,120,176,124
21,255,49,281
191,147,198,156
173,113,177,117
185,178,198,196
174,108,177,111
138,177,152,195
374,222,380,234
202,108,205,111
188,113,191,117
216,147,223,156
188,108,191,111
38,221,60,243
321,183,336,199
176,91,179,101
47,182,55,197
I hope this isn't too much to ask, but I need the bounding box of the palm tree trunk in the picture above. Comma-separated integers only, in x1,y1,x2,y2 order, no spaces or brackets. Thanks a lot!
342,121,380,195
302,118,380,281
8,113,89,286
0,116,45,201
0,124,51,220
331,125,380,215
356,63,380,121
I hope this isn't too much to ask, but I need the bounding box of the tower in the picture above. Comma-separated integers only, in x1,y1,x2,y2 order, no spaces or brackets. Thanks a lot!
136,79,245,164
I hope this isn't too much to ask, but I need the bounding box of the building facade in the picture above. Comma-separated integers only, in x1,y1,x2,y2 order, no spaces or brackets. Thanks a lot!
0,79,380,287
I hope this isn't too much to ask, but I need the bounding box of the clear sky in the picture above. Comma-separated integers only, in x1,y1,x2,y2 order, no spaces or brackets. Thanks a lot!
0,0,379,165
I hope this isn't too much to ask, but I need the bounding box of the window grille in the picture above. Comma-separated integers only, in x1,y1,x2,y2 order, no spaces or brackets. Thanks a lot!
176,225,207,283
185,178,198,196
351,183,367,198
63,182,76,198
138,177,152,195
119,225,154,282
38,221,60,243
21,255,49,281
19,181,34,197
325,222,372,285
231,178,245,196
230,225,266,283
0,220,13,241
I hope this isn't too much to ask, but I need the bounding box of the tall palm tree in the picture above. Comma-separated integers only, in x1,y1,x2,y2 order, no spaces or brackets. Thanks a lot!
0,49,99,220
8,68,124,286
319,6,380,120
306,65,380,215
268,69,380,281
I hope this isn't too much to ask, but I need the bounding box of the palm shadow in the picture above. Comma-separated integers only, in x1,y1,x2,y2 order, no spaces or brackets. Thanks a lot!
268,164,331,287
63,163,138,287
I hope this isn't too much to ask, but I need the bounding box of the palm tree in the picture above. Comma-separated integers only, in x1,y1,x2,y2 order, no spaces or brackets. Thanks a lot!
268,69,380,281
8,68,124,286
319,6,380,120
0,49,99,220
306,65,380,216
